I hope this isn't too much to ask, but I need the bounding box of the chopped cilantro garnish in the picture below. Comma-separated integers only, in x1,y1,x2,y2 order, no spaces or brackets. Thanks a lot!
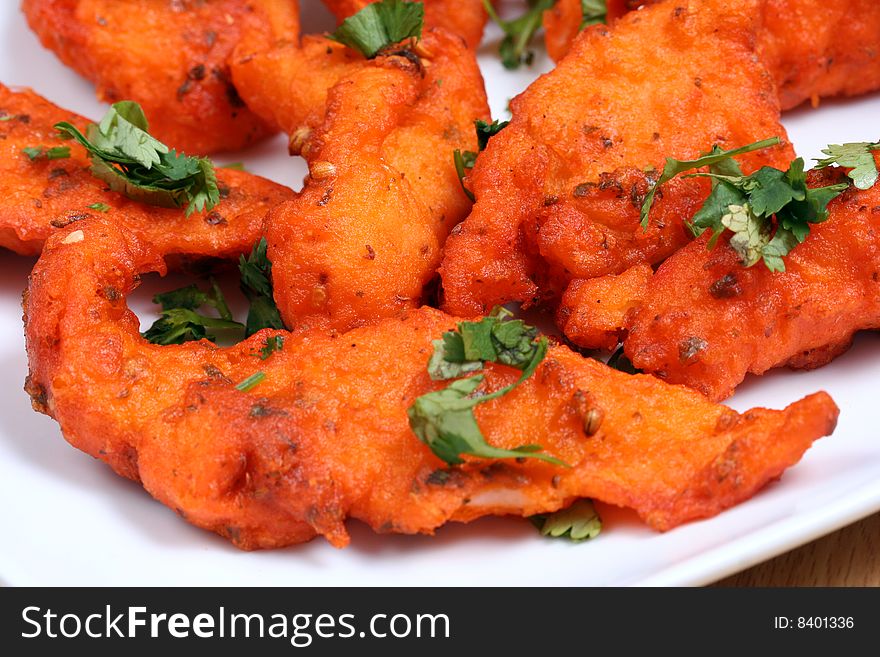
260,335,284,360
55,101,219,217
22,145,70,161
453,119,509,202
408,307,566,466
235,371,266,393
687,157,848,272
483,0,554,69
640,137,781,228
87,202,111,212
239,237,286,337
142,278,243,345
580,0,607,29
328,0,424,59
814,141,880,190
530,499,602,542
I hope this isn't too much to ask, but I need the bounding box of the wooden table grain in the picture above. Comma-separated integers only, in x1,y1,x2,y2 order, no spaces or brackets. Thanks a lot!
715,512,880,586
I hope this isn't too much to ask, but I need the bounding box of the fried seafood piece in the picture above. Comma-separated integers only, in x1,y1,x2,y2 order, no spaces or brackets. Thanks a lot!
544,0,880,111
21,0,299,154
323,0,488,48
263,29,489,332
24,215,838,548
441,0,792,317
0,84,292,257
568,166,880,401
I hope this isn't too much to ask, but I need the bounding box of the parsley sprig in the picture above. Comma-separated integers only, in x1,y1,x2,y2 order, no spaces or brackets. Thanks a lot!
453,119,509,202
814,141,880,190
55,101,219,217
239,238,286,337
408,308,565,466
530,499,602,542
483,0,554,69
142,278,243,345
328,0,424,59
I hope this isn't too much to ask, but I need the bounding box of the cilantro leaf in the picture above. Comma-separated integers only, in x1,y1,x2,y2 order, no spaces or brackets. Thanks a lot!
142,278,243,345
452,119,510,202
640,137,781,228
22,145,70,161
328,0,424,59
687,155,847,272
530,499,602,542
580,0,607,29
814,141,880,190
87,202,111,212
483,0,554,70
239,238,286,337
260,335,284,360
55,101,219,217
410,309,566,466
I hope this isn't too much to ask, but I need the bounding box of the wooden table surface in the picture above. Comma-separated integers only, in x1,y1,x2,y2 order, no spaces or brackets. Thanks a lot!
715,512,880,586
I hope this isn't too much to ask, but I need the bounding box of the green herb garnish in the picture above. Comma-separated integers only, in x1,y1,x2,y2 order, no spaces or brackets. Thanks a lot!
55,101,218,217
483,0,554,69
814,141,880,190
408,308,565,466
606,346,640,374
328,0,424,59
235,371,266,393
454,119,509,202
239,237,286,337
530,499,602,541
87,202,111,212
260,335,284,360
22,145,70,161
579,0,607,29
142,278,243,345
639,137,781,229
686,157,848,272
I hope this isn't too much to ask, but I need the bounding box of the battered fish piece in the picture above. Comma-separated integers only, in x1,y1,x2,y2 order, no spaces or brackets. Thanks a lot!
441,0,792,317
544,0,880,111
568,166,880,401
22,0,299,154
323,0,487,48
24,215,838,548
0,84,292,257
263,29,489,332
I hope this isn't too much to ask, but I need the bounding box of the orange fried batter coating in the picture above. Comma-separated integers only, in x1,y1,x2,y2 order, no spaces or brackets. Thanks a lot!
262,30,489,332
569,166,880,401
24,216,838,548
544,0,880,111
441,0,792,317
22,0,299,154
323,0,487,48
0,84,292,258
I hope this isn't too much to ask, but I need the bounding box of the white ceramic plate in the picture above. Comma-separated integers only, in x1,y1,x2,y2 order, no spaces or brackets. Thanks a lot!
1,1,879,587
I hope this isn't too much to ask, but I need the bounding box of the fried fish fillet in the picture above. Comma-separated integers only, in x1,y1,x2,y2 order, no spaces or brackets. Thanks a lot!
441,0,792,317
564,166,880,401
323,0,488,48
22,0,299,154
260,29,489,332
544,0,880,111
24,215,838,548
0,84,292,258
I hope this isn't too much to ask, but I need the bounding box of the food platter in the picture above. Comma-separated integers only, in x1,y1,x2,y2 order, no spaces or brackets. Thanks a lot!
1,1,879,586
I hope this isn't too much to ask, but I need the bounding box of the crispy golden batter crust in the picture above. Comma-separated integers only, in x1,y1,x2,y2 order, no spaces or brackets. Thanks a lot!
564,166,880,401
22,0,299,154
24,215,838,548
323,0,487,49
0,84,293,258
441,0,792,317
264,30,489,332
544,0,880,111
